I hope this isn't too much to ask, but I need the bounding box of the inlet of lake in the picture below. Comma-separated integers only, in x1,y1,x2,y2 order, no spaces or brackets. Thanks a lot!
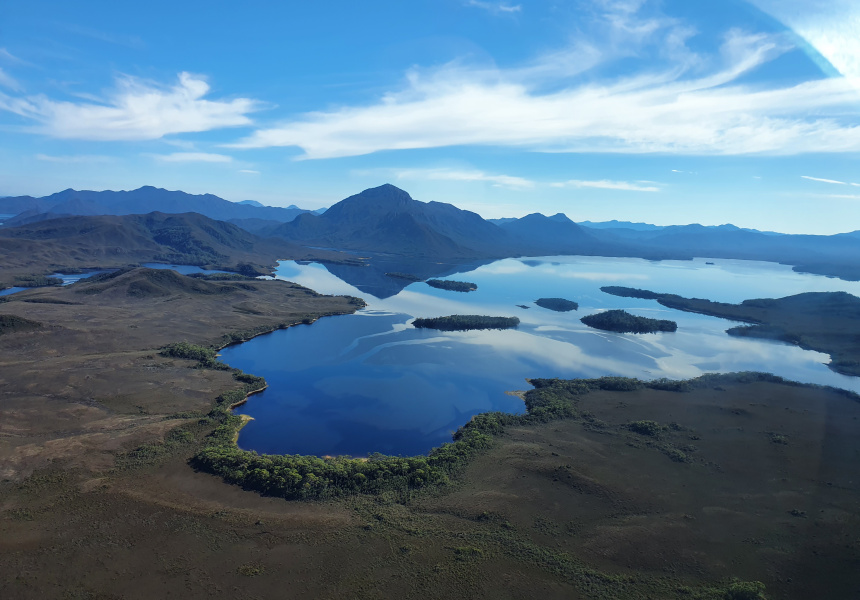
218,255,860,458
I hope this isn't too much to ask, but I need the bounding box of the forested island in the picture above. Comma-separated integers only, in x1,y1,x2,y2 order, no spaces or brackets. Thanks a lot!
426,279,477,292
412,314,519,331
535,297,579,311
600,286,664,300
581,309,678,333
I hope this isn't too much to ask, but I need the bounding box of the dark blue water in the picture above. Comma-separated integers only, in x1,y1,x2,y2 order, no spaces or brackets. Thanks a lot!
220,255,860,458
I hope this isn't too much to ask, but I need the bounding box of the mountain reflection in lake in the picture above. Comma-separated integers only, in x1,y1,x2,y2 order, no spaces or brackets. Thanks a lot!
219,256,860,457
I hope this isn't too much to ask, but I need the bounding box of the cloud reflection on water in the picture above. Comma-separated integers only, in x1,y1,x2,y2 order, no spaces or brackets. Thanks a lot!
224,255,860,457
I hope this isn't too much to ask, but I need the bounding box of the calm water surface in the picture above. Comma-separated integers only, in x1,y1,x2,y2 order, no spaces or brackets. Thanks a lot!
220,256,860,458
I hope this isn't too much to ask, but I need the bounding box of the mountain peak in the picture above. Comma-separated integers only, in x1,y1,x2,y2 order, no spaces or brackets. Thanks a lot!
356,183,414,202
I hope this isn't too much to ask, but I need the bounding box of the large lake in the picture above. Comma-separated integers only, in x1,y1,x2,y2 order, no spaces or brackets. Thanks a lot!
220,256,860,458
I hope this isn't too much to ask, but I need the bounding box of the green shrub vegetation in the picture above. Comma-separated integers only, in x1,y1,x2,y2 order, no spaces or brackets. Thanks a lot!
535,297,579,312
724,580,767,600
412,314,519,331
628,420,663,437
581,309,677,333
426,279,477,292
159,341,229,370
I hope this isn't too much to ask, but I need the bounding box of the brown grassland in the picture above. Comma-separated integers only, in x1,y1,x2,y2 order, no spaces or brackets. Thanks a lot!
1,269,859,599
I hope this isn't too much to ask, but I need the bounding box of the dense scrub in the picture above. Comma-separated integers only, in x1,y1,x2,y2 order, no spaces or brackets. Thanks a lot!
13,275,63,287
426,279,477,292
581,309,677,333
160,341,229,369
412,315,519,331
0,314,43,335
535,297,579,311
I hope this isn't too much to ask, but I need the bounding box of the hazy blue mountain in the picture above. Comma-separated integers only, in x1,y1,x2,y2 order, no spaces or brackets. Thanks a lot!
227,218,285,236
495,213,600,254
238,200,265,207
579,219,665,231
0,186,310,224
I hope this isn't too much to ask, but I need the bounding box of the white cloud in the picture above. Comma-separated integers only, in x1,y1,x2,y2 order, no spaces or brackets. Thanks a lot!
0,48,24,64
801,175,860,186
465,1,521,14
152,152,233,163
361,167,534,190
0,72,260,141
239,169,260,174
232,27,860,159
35,153,113,163
0,67,20,91
551,179,660,192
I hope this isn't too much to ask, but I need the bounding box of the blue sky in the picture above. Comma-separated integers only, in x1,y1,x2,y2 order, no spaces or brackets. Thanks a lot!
0,0,859,233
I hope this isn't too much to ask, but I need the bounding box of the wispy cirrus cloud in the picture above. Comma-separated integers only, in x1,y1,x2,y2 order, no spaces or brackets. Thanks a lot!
551,179,661,192
356,167,534,190
0,68,20,91
61,23,145,50
0,72,261,141
801,175,860,186
238,169,260,174
35,153,114,163
151,152,233,163
231,22,860,159
465,1,521,14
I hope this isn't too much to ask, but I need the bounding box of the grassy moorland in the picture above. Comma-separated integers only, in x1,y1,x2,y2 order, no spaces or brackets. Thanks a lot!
601,286,860,376
1,268,859,599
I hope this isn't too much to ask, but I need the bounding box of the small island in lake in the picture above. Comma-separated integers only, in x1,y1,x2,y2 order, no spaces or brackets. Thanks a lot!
600,286,665,300
581,309,678,333
426,279,477,292
412,314,519,331
535,297,579,311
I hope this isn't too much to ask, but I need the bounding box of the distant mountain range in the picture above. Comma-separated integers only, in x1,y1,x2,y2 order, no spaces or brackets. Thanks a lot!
266,184,860,281
3,183,859,284
0,186,313,228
